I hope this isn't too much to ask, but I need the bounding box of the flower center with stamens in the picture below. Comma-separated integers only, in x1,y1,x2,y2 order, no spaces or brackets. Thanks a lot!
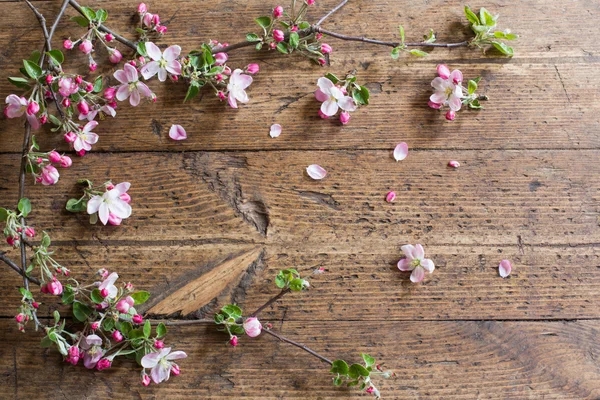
410,259,421,268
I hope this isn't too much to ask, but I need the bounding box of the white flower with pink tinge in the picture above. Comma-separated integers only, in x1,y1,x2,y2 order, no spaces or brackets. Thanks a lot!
79,105,116,121
141,42,182,82
81,334,104,369
429,65,464,112
73,121,99,153
141,347,187,384
397,244,435,283
4,95,40,129
315,77,356,117
87,182,132,226
114,63,153,106
98,272,119,299
227,69,253,108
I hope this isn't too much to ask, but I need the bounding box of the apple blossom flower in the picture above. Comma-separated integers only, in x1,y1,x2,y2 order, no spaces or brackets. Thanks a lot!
26,101,39,115
114,63,153,106
227,69,253,109
499,259,512,278
138,2,147,13
321,43,332,54
64,131,77,143
98,272,119,299
214,52,228,66
48,151,61,163
79,39,93,54
156,25,167,34
393,142,408,161
58,77,79,97
315,77,357,117
104,87,116,100
109,48,123,64
429,67,463,112
4,95,40,129
143,12,154,27
243,317,262,337
141,347,187,384
306,164,327,180
140,42,182,82
81,334,104,369
40,165,59,186
73,120,99,153
77,100,90,116
63,39,73,49
66,345,80,365
87,182,132,226
273,5,283,17
269,124,282,138
116,296,135,313
112,330,124,342
169,124,187,140
96,358,112,371
397,244,435,283
273,29,285,42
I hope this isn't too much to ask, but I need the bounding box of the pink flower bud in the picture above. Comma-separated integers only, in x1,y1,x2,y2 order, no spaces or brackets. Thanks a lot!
112,330,123,342
45,75,53,84
25,227,35,238
41,165,59,185
40,283,48,293
96,358,111,371
120,193,132,204
75,75,83,84
156,25,167,34
105,33,114,42
125,282,134,291
290,25,298,32
104,87,116,100
47,277,63,295
100,288,109,298
15,314,24,323
109,49,122,64
40,114,48,124
152,14,160,25
89,63,97,72
216,73,223,82
116,299,130,313
171,75,179,82
66,346,80,365
79,40,93,54
243,317,262,337
85,83,94,92
307,0,315,4
128,59,137,67
223,66,232,75
273,29,285,42
91,321,100,330
214,52,228,66
315,33,323,40
171,365,180,376
106,183,115,190
36,157,43,164
428,100,442,109
154,340,164,349
437,64,450,79
138,56,146,64
321,43,332,54
317,58,326,66
64,132,77,143
273,6,283,18
77,101,89,115
48,151,61,163
366,387,374,394
247,63,259,74
26,101,39,115
445,110,456,121
269,42,277,49
229,336,238,347
339,111,350,125
142,374,151,386
63,39,74,50
77,149,87,157
448,160,460,168
318,110,329,119
132,314,143,324
107,213,122,226
143,13,153,27
138,2,147,13
217,91,226,101
386,191,396,203
32,302,39,309
62,98,70,108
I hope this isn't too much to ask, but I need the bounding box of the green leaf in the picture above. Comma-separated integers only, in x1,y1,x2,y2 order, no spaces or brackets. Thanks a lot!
276,42,288,54
46,49,64,65
330,360,349,375
62,285,75,304
41,336,53,348
464,6,480,25
93,76,103,93
131,291,151,305
324,73,340,84
469,99,483,109
72,301,93,322
102,318,115,331
479,8,497,27
352,85,370,106
491,41,514,56
18,198,31,217
53,310,60,324
361,353,375,367
275,273,286,288
214,312,225,324
143,320,151,338
468,79,478,95
22,60,42,80
80,6,96,21
333,376,343,386
29,50,41,64
70,15,89,27
90,288,104,304
505,33,519,41
184,82,200,102
19,287,33,300
409,49,428,57
136,41,147,57
66,198,86,213
96,9,108,23
246,33,261,42
41,232,51,248
31,135,39,150
156,322,167,338
255,43,263,50
255,16,272,29
230,324,245,335
117,321,133,335
493,31,506,39
48,114,62,126
8,77,30,89
289,278,305,292
348,363,370,378
298,21,310,29
423,28,436,44
128,328,145,339
398,25,405,43
221,304,242,320
391,47,400,60
0,208,8,222
289,32,299,49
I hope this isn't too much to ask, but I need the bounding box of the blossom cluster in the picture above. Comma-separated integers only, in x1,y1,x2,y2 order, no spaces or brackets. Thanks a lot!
66,180,132,225
428,64,486,121
314,72,369,124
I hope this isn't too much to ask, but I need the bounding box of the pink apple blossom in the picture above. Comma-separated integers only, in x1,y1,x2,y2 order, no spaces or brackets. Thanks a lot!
4,95,40,129
273,6,283,17
243,317,262,337
141,347,187,384
81,334,104,369
104,87,116,100
306,164,327,180
315,77,356,117
140,42,182,82
499,259,512,278
98,272,119,299
143,13,154,27
87,182,132,226
273,29,285,42
73,121,99,153
77,100,90,116
156,25,167,34
26,101,39,115
105,33,114,42
214,52,228,66
40,165,59,186
437,64,450,80
430,68,463,112
397,244,435,283
63,39,73,50
142,374,151,386
138,3,147,13
114,63,153,106
321,43,332,54
66,345,80,365
393,142,408,161
64,131,77,143
58,77,79,97
109,48,123,64
96,358,112,371
227,69,253,109
169,124,187,140
79,39,93,54
24,227,35,238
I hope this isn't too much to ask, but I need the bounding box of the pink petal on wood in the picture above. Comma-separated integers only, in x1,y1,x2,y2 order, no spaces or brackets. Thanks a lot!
169,124,187,141
306,164,327,180
499,259,512,278
269,124,282,138
393,142,409,161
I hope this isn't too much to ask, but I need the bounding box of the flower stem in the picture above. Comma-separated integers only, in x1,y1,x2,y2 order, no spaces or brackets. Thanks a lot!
263,328,333,365
148,319,213,326
250,288,291,317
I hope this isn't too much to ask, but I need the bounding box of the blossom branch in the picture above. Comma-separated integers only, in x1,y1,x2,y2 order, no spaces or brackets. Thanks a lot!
250,288,291,317
0,252,41,285
263,328,333,365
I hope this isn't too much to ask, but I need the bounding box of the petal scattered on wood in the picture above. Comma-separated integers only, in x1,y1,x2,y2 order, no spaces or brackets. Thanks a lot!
306,164,327,180
169,124,187,141
393,142,409,161
269,124,282,138
499,259,512,278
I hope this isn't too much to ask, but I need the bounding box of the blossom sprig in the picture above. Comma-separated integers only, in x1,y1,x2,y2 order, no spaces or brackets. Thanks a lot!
135,2,168,39
247,0,331,65
315,72,368,124
428,64,488,121
15,287,40,332
464,6,518,56
274,268,311,291
0,198,34,248
66,179,132,225
24,137,72,186
330,354,394,399
390,25,433,59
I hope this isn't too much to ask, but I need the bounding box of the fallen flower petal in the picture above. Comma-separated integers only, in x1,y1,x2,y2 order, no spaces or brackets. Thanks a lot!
269,124,282,138
385,191,396,203
499,259,512,278
393,142,408,161
169,124,187,141
448,160,460,168
306,164,327,180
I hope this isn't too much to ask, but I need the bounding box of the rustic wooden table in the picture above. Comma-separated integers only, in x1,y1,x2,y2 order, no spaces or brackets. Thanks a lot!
1,0,599,398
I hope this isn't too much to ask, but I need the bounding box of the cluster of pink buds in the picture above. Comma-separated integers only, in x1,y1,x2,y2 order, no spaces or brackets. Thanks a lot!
138,3,167,35
29,150,72,186
64,34,121,70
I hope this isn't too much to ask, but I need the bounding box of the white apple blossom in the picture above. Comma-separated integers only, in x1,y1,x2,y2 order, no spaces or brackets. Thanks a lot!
141,42,182,82
397,244,435,283
227,69,253,108
114,63,153,107
87,182,132,225
141,347,187,384
314,77,357,117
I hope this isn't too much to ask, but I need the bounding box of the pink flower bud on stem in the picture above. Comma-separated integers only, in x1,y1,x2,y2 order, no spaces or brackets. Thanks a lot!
385,191,396,203
273,6,283,18
273,29,285,42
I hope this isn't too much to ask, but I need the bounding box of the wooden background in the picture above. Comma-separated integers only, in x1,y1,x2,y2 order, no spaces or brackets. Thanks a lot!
1,0,600,398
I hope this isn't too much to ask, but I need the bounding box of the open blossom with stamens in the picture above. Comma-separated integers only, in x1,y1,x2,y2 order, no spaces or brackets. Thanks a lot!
114,63,153,106
79,104,116,121
429,65,464,114
81,334,104,369
4,95,40,129
73,121,99,154
314,77,357,117
227,69,253,109
141,347,187,384
397,244,435,283
87,182,132,226
141,42,182,82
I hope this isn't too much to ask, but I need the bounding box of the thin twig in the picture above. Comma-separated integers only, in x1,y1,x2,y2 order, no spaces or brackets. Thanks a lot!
250,288,291,317
316,0,349,26
263,328,333,365
49,0,71,40
148,319,213,326
0,252,41,285
68,0,137,50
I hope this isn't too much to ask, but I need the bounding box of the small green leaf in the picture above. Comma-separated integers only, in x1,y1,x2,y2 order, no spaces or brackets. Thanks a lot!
156,322,167,338
128,328,145,339
53,310,60,324
289,278,305,292
118,321,133,335
464,6,480,25
230,324,245,335
8,77,30,89
66,198,86,213
41,232,51,248
93,76,103,93
505,33,519,40
46,49,64,65
333,376,343,386
330,359,349,375
423,28,436,44
29,50,41,64
19,288,33,300
80,6,96,21
324,73,340,84
491,41,514,56
276,42,288,54
143,320,151,338
469,99,483,109
391,47,400,60
352,85,369,106
399,25,405,43
70,15,89,27
409,49,428,57
298,21,310,29
348,363,370,378
493,31,506,39
184,82,200,102
131,291,151,305
468,79,478,95
18,198,31,217
361,353,375,367
62,285,75,304
246,33,261,42
48,114,62,126
31,135,39,150
221,304,242,320
214,313,225,324
136,41,147,57
72,301,93,322
102,318,115,331
255,43,263,50
275,272,286,288
255,16,272,29
0,208,8,222
96,9,108,23
90,288,104,304
23,60,42,80
289,32,300,49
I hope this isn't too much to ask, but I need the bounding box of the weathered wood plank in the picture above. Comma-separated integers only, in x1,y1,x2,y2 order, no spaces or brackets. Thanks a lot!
1,319,600,398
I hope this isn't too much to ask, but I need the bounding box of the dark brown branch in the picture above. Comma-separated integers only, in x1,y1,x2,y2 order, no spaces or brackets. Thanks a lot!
49,0,71,41
0,252,41,286
250,288,291,317
316,0,349,26
263,328,333,365
68,0,137,50
18,124,31,293
148,319,213,326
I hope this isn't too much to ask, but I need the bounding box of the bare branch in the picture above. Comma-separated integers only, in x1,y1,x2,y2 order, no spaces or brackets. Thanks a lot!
316,0,349,26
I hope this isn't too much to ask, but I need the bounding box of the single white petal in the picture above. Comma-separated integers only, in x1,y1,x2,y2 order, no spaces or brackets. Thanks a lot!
145,42,162,61
163,45,181,62
108,200,132,219
414,244,425,260
401,244,416,259
269,124,282,138
141,352,161,368
158,68,167,82
499,259,512,278
234,88,249,104
317,77,334,95
306,164,327,180
137,82,152,98
165,60,182,75
85,132,99,145
165,351,187,361
114,69,130,84
448,95,462,112
410,266,426,283
321,99,339,116
430,92,448,104
393,142,409,161
124,63,139,82
169,124,187,140
116,85,130,101
234,72,253,90
141,61,160,80
314,89,329,102
115,182,130,194
421,258,435,273
87,196,103,214
337,96,357,112
228,92,238,108
82,121,98,134
129,90,141,107
397,259,413,271
431,77,447,91
98,202,109,225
